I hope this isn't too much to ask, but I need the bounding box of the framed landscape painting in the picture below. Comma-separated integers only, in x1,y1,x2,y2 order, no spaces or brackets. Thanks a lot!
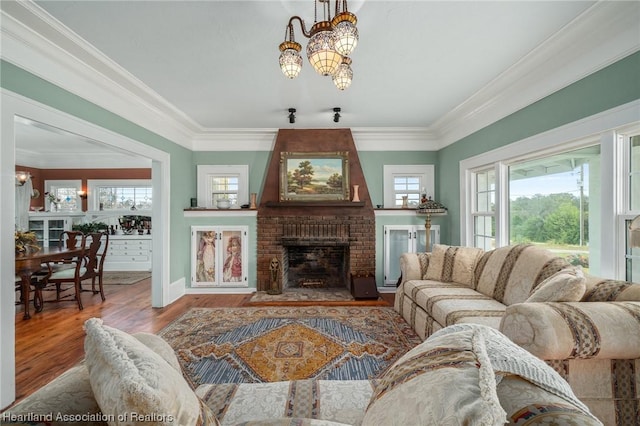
280,151,350,201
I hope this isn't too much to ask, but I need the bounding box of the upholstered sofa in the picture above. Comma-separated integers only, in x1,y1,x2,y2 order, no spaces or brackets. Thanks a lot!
3,319,604,425
395,243,640,426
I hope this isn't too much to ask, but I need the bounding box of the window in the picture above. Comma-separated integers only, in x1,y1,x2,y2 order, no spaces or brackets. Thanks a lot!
461,103,640,280
471,169,496,250
508,145,599,271
87,179,152,211
197,165,249,208
45,180,81,211
383,165,434,208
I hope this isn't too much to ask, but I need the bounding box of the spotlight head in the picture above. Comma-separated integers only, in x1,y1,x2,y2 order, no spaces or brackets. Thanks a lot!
333,107,341,123
288,108,296,124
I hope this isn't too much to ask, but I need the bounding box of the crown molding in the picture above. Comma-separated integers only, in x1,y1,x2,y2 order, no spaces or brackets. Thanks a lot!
431,1,640,150
2,1,638,154
0,0,198,149
16,147,151,169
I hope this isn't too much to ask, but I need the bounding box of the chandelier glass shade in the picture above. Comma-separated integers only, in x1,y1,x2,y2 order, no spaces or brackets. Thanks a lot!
278,0,358,90
332,56,353,90
331,11,358,56
307,21,341,76
279,41,303,79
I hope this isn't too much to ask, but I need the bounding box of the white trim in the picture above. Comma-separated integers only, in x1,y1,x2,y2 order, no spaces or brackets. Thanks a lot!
0,89,172,408
434,1,640,149
460,100,640,279
185,287,255,295
383,165,435,208
197,165,249,209
184,209,257,218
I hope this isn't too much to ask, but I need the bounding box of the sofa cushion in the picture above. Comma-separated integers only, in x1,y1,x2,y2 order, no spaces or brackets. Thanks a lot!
196,380,373,426
582,278,640,301
424,244,484,286
497,376,603,425
525,266,586,303
84,318,219,426
474,244,570,305
362,325,506,425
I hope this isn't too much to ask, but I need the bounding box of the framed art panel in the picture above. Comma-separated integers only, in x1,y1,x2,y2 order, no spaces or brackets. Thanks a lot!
191,225,248,287
280,151,350,201
192,227,218,287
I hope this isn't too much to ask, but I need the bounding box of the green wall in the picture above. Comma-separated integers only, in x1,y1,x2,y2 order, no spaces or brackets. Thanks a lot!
438,51,640,245
1,60,195,284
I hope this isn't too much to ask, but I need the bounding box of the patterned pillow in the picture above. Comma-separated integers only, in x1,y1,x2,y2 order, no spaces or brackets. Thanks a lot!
362,326,506,425
525,266,586,303
424,244,484,286
83,318,219,426
582,279,640,301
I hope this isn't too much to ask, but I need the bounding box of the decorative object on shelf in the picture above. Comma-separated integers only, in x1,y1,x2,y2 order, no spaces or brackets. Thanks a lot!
31,189,40,200
280,151,350,202
401,195,409,209
15,230,40,254
216,198,231,209
267,256,282,295
45,191,61,212
15,171,31,186
190,198,198,208
72,222,108,234
278,0,358,91
250,193,258,209
352,184,360,202
417,197,448,252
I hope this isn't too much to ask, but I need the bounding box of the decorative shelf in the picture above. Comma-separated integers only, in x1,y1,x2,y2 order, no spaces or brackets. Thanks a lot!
264,201,366,208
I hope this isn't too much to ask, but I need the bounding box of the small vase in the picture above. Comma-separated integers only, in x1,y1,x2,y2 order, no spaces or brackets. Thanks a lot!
352,185,360,203
250,193,257,209
401,195,409,209
50,202,58,212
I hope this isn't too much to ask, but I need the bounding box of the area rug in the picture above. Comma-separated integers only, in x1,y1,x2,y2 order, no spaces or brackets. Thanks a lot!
245,288,388,306
158,306,421,386
101,271,151,285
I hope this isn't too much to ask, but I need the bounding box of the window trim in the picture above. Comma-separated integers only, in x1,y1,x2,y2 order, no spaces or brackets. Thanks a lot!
86,179,152,212
460,100,640,280
197,165,249,209
383,165,434,208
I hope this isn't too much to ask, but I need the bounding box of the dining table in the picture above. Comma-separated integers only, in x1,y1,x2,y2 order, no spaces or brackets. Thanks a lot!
15,246,84,320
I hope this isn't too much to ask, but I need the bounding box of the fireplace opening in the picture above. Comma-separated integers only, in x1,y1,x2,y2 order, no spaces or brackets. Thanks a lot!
285,246,348,289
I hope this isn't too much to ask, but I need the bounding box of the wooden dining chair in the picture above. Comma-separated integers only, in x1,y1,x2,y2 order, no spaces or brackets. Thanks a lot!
40,231,110,311
34,231,86,310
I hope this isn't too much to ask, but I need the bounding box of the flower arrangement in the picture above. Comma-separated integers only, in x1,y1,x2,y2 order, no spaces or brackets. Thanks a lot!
45,192,61,204
15,230,40,254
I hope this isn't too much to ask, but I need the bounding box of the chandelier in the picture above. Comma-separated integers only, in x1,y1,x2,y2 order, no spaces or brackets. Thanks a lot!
278,0,358,91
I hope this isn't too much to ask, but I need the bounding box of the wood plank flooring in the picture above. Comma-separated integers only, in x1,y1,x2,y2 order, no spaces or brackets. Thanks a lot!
12,280,394,405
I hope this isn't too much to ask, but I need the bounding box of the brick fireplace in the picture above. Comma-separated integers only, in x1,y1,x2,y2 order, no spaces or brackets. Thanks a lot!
256,129,375,292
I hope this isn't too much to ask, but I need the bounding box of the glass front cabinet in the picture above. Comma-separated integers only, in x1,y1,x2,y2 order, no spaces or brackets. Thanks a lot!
190,226,248,287
28,216,73,248
383,224,440,286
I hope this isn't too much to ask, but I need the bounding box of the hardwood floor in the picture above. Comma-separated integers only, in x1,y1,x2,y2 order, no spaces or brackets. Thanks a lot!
12,280,394,405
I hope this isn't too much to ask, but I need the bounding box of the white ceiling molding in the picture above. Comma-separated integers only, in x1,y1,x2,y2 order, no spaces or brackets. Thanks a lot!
1,1,638,153
0,0,197,149
15,147,151,169
432,1,640,149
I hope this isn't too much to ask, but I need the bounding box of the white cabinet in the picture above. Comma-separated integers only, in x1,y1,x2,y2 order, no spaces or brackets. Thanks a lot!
105,235,152,271
28,214,77,248
191,226,248,287
383,225,440,286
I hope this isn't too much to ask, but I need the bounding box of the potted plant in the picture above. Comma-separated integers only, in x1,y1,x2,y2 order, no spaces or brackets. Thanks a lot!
15,230,40,254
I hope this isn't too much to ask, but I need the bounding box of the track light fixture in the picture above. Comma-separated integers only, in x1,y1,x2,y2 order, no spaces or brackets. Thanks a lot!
333,107,341,123
288,108,296,124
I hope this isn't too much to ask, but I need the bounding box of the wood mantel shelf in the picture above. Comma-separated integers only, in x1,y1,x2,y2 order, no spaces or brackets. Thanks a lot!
264,201,366,208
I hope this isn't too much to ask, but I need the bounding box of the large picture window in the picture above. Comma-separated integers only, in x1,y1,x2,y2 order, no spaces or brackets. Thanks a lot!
87,179,152,211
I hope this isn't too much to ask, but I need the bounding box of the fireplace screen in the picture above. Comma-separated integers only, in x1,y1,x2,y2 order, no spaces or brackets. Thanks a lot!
285,246,348,289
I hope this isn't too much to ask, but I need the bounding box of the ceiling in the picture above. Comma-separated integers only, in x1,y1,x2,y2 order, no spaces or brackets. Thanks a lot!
6,1,639,167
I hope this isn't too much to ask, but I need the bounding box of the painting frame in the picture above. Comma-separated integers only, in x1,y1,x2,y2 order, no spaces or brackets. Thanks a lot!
280,151,350,201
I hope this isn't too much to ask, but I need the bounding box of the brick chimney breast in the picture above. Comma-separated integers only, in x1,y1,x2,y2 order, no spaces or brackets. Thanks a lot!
257,129,375,291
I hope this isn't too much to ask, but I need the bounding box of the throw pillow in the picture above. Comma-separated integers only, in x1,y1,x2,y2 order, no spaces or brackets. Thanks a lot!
525,266,586,303
361,326,506,425
424,244,484,286
83,318,219,426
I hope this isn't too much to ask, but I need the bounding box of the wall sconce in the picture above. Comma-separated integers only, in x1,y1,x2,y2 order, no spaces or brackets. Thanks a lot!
15,171,31,186
333,107,341,123
78,190,88,200
288,108,296,124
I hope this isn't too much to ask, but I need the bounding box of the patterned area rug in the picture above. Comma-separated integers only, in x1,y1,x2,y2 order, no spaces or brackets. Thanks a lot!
101,271,151,285
158,306,421,386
